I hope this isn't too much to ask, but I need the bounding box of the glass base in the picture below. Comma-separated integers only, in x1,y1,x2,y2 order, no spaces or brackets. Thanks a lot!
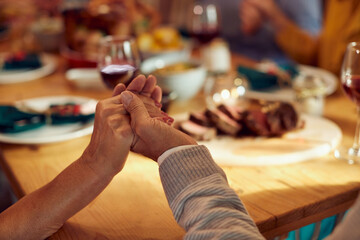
334,146,360,164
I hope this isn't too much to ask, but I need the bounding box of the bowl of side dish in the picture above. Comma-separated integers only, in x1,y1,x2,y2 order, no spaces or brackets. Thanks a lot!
141,54,207,100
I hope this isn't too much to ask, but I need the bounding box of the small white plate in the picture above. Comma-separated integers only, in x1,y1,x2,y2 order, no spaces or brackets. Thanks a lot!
245,65,338,102
0,96,97,144
65,68,107,90
174,114,342,166
0,54,57,84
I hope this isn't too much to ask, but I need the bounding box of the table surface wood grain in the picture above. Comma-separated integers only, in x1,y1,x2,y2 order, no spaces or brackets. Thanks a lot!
0,56,359,239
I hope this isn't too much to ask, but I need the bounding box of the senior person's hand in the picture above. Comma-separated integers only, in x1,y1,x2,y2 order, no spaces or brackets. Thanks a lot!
0,75,171,240
120,90,197,161
81,75,171,176
81,93,132,177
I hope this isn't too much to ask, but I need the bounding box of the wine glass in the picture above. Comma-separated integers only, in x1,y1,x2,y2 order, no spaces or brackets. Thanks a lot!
334,42,360,164
98,36,141,89
188,2,220,46
204,71,249,110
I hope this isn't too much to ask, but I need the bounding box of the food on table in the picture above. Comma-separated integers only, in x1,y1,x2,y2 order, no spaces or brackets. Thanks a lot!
137,27,183,53
177,100,301,141
62,0,160,61
152,62,197,75
2,52,42,70
179,120,217,141
0,101,96,133
0,106,45,133
49,103,95,125
205,109,242,136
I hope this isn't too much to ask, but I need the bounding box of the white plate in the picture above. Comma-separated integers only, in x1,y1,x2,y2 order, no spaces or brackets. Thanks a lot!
0,96,96,144
65,68,107,90
0,54,57,84
245,65,338,102
175,114,342,166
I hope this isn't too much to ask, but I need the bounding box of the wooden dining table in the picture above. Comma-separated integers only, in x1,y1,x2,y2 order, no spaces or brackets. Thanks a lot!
0,54,359,240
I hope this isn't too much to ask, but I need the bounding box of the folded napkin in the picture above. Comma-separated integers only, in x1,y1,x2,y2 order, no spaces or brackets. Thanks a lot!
2,52,42,70
0,106,46,133
49,103,95,125
237,63,298,90
0,103,95,133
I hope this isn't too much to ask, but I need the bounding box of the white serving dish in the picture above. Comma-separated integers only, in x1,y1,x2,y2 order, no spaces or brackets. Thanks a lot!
141,54,207,101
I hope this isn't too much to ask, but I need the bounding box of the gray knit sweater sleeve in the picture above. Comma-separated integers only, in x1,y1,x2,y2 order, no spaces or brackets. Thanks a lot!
159,145,265,240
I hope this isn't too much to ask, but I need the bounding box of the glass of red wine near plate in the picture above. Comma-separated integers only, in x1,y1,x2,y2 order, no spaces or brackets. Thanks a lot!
98,36,141,89
334,42,360,164
188,2,220,47
187,2,231,75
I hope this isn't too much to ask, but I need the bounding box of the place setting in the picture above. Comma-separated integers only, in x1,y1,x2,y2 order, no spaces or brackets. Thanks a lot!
0,51,57,84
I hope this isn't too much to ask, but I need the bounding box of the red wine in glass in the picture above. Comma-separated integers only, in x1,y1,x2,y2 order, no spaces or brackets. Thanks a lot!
335,42,360,164
100,64,138,88
342,75,360,106
98,36,141,89
192,28,219,44
189,3,220,46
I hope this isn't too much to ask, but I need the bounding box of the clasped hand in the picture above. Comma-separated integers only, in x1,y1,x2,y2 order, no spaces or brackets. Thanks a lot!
82,75,197,178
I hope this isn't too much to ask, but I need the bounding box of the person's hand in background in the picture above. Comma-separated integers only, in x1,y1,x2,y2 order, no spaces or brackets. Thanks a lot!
120,90,197,161
243,0,289,31
239,0,263,35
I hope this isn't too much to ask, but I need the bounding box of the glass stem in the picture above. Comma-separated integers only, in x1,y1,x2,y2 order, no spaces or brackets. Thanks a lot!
352,107,360,152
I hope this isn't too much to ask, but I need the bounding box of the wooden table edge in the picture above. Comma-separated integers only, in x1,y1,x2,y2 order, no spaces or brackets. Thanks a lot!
261,198,356,239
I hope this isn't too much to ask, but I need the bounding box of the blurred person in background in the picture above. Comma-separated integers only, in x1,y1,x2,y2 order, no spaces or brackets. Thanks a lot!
223,0,323,63
242,0,360,75
159,0,322,64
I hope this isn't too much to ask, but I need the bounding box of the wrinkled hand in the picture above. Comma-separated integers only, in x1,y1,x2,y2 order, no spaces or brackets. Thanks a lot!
239,0,263,35
113,75,174,125
82,75,171,176
82,94,132,177
120,91,197,161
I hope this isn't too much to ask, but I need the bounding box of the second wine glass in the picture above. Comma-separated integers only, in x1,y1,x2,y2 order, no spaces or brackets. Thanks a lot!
98,36,141,89
334,42,360,164
188,2,220,46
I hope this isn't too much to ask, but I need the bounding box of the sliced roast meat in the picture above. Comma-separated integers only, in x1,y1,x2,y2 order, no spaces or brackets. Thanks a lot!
263,102,299,135
205,109,242,136
265,109,284,135
278,102,299,131
189,111,214,127
217,104,244,122
243,110,270,136
177,101,300,140
179,120,217,141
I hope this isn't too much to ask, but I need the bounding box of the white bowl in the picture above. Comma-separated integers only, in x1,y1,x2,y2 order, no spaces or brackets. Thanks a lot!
141,55,207,100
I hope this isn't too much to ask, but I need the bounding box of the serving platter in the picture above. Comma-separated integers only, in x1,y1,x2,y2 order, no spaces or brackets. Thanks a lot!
175,114,342,166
